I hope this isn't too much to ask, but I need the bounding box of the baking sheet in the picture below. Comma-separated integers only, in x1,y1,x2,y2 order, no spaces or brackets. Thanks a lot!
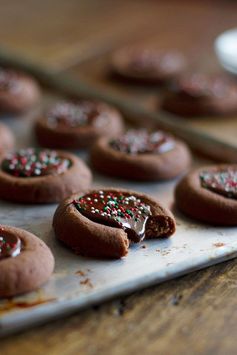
1,110,237,337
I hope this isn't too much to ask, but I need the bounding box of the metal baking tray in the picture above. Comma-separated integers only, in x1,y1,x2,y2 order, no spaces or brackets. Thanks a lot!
1,109,237,337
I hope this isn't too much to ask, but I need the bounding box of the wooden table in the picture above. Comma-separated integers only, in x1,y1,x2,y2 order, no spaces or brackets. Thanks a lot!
2,1,237,354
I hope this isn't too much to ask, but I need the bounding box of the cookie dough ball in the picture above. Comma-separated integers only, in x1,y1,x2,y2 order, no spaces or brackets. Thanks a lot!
0,67,40,114
0,147,92,203
0,224,54,297
111,45,187,84
0,122,15,154
91,129,191,181
35,100,124,150
162,73,237,117
53,188,176,259
175,165,237,225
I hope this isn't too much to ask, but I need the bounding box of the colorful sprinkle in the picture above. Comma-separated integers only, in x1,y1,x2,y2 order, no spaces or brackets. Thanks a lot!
2,148,71,177
110,130,175,154
177,74,235,99
200,169,237,199
0,234,21,260
46,101,108,129
127,50,181,73
73,190,152,242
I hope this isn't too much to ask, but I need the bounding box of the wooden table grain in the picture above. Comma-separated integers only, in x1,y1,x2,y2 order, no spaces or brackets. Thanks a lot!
1,1,237,354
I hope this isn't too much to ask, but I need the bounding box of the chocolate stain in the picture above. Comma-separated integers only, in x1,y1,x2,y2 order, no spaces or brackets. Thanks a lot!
0,298,57,315
213,242,225,248
75,270,86,276
80,278,93,288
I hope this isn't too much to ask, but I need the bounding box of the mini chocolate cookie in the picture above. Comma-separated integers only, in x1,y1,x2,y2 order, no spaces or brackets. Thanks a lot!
53,188,176,258
0,224,54,297
162,73,237,117
111,46,187,84
0,122,15,154
91,129,191,181
175,164,237,225
0,67,40,113
35,100,124,149
0,148,92,204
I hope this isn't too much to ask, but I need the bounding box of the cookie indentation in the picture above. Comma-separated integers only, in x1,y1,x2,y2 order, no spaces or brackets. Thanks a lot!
73,190,152,242
0,234,21,259
177,74,233,99
46,101,108,129
127,50,182,74
110,130,175,155
2,148,71,177
200,169,237,199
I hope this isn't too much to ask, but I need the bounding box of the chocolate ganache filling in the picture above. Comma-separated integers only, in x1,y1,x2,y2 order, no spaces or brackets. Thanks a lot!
46,101,108,129
0,234,21,260
200,169,237,199
73,190,152,242
110,130,175,154
2,148,71,177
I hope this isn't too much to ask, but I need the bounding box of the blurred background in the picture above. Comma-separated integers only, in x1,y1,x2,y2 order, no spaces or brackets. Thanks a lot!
0,0,235,69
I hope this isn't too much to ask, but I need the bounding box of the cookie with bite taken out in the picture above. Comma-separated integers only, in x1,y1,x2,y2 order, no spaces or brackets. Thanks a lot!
53,188,176,259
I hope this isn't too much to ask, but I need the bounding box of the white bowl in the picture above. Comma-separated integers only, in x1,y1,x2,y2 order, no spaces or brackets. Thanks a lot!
215,28,237,75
